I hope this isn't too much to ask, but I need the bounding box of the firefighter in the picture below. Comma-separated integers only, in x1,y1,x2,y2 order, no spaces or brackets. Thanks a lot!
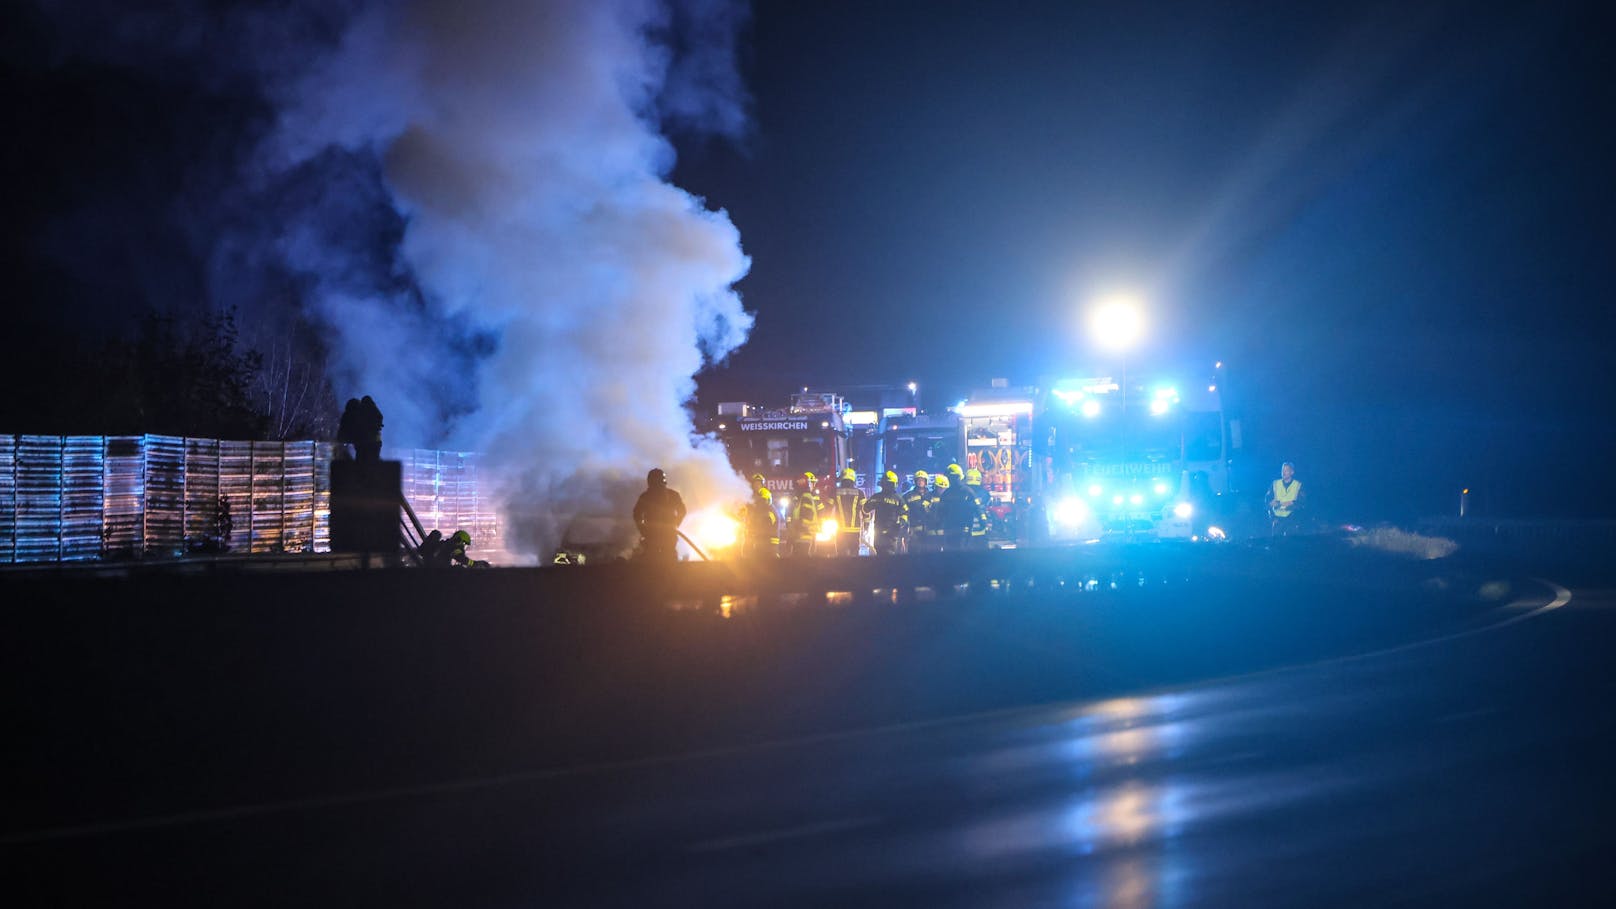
633,468,687,562
830,467,867,556
930,473,960,551
751,473,768,497
901,470,932,553
444,529,488,567
1266,461,1306,536
964,467,992,549
937,464,980,551
862,471,908,555
785,471,823,556
337,395,385,462
742,486,779,557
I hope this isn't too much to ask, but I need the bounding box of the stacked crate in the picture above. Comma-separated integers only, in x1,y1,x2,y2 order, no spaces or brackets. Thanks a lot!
15,436,64,562
144,435,186,557
183,438,222,552
219,441,255,555
249,441,286,553
102,436,145,559
0,436,14,562
281,441,316,554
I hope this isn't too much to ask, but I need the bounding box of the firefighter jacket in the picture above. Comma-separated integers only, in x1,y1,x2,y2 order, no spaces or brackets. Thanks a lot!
964,481,992,538
922,489,948,538
789,490,822,541
1268,478,1303,517
937,483,980,535
901,484,932,533
632,486,687,534
742,500,779,550
831,483,867,536
861,488,908,533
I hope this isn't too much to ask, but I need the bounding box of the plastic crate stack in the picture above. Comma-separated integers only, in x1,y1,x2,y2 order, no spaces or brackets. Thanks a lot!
183,438,221,552
0,436,491,563
102,436,146,559
144,436,186,557
15,436,65,562
0,436,15,562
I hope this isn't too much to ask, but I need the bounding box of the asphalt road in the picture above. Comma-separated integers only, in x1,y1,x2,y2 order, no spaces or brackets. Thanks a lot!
10,570,1616,907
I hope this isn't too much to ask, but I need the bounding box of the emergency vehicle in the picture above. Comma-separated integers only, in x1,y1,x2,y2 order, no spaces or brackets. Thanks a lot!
1036,371,1235,540
713,392,850,507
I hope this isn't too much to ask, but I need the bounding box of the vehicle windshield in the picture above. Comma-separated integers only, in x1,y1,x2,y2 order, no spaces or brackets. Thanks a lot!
883,429,959,477
1052,406,1183,465
724,432,834,478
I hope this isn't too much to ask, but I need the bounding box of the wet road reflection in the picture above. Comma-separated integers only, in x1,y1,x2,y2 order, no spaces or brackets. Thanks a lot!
11,584,1616,907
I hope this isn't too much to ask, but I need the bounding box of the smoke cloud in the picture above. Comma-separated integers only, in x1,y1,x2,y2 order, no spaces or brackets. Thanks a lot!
30,0,757,558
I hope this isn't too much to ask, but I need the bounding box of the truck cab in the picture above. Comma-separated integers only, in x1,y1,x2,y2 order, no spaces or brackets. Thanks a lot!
714,392,849,505
1038,373,1232,541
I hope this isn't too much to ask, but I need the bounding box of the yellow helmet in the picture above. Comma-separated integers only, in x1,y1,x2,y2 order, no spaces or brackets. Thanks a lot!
914,470,928,481
883,470,898,485
751,473,765,487
933,475,951,489
755,487,772,501
947,463,964,479
803,471,816,482
965,468,983,484
840,467,856,481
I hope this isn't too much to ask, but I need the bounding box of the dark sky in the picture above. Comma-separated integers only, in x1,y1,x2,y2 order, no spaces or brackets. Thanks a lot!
679,0,1616,519
3,1,1614,521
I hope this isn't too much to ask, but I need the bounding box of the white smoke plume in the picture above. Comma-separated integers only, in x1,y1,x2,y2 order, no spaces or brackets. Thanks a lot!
271,0,755,558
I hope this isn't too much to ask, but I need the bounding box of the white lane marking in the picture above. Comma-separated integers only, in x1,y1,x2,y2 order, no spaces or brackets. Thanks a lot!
686,816,881,853
3,578,1575,847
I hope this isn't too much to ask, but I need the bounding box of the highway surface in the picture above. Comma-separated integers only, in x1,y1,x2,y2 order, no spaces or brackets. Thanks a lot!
7,551,1616,906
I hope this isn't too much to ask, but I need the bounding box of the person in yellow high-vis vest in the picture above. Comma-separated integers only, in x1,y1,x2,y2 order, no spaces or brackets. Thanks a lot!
1266,461,1305,535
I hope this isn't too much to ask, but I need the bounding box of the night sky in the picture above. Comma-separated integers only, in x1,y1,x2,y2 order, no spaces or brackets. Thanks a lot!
679,0,1616,520
4,1,1615,523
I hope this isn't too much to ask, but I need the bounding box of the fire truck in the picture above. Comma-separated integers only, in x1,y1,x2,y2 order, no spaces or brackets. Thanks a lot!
876,371,1236,545
713,392,850,504
712,371,1237,546
1035,371,1236,541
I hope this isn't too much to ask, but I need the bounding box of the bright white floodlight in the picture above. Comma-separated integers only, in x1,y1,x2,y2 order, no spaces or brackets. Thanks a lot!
1089,296,1145,351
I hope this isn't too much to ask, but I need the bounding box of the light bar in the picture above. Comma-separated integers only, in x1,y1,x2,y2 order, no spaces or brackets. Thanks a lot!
957,401,1034,418
845,410,879,426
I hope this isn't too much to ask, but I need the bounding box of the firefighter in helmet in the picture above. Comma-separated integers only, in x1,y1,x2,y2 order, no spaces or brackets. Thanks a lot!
742,486,780,557
937,464,978,551
901,470,932,553
830,467,867,556
786,470,823,556
862,470,908,555
928,473,955,551
633,468,687,562
445,529,488,567
963,467,992,549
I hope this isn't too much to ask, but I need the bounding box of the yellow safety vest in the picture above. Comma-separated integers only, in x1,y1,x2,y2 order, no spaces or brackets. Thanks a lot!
1271,479,1301,517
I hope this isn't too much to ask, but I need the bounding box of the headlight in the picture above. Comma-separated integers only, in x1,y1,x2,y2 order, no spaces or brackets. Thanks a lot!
1129,493,1144,506
1087,483,1103,497
816,518,840,542
1153,481,1169,496
1053,497,1089,526
1173,501,1193,519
